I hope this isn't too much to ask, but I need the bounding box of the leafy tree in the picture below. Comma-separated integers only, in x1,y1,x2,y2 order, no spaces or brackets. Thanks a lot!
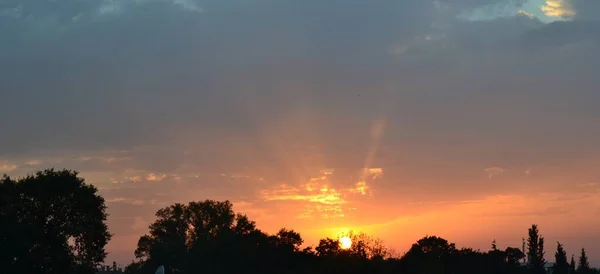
270,228,303,252
401,235,457,274
527,224,546,274
578,248,592,274
0,169,111,274
316,238,342,257
505,247,526,265
555,242,569,274
132,199,307,274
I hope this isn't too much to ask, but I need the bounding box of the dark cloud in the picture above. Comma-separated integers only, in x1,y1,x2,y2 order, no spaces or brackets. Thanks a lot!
570,0,600,20
2,1,600,265
2,0,600,175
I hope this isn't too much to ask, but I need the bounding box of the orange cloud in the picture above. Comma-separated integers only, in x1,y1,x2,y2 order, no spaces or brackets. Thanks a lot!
106,197,145,206
26,159,43,166
126,176,142,183
350,168,384,196
260,168,384,220
146,173,167,181
0,161,17,173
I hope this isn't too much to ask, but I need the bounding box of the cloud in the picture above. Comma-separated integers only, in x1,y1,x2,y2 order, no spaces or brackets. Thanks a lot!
25,159,43,166
126,176,142,183
350,168,384,196
0,162,17,173
106,197,146,206
146,173,167,181
260,168,383,219
540,0,600,20
2,0,600,266
577,182,597,188
484,167,505,178
78,155,131,163
541,0,576,18
261,184,346,206
568,0,600,20
517,9,536,19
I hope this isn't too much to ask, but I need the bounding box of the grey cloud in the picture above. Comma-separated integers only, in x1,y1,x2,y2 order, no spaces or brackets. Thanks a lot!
1,1,600,195
570,0,600,20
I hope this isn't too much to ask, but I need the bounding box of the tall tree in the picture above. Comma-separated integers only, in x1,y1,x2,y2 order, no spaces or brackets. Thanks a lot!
0,169,111,274
571,255,577,274
527,224,547,274
555,242,569,274
132,199,306,274
578,248,592,274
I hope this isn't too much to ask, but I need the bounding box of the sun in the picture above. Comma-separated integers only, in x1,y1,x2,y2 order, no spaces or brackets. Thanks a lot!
339,236,352,249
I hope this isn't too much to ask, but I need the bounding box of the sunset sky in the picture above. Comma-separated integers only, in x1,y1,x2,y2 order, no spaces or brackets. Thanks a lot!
1,0,600,267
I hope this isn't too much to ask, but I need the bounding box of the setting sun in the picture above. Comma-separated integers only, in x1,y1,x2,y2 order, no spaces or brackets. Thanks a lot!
339,236,352,249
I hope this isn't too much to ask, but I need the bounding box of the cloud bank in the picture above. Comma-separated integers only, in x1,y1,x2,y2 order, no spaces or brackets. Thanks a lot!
1,0,600,266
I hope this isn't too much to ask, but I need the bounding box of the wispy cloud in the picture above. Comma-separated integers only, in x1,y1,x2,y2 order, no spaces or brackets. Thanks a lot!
518,9,536,19
25,159,43,166
0,162,17,173
260,168,384,219
146,173,167,181
260,170,347,220
484,167,505,179
261,184,346,205
106,197,146,206
350,168,383,196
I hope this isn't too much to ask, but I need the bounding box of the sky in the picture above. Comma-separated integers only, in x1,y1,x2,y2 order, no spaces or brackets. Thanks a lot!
1,0,600,267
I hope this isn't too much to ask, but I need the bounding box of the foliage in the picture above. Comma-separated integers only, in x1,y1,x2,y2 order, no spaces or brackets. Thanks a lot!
527,224,547,274
2,170,596,274
0,169,111,274
555,242,569,274
578,248,592,274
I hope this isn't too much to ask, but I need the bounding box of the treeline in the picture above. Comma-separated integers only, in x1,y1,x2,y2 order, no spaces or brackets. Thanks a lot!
124,200,598,274
0,169,598,274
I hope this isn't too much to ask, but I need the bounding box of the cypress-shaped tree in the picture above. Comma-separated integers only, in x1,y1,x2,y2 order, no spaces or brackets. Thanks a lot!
578,248,591,274
554,242,569,274
527,224,546,274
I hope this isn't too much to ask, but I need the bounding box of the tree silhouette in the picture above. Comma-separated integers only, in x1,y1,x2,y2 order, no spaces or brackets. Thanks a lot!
527,224,546,274
505,247,526,265
130,199,313,274
401,235,457,274
5,170,597,274
555,242,569,274
316,237,342,257
578,248,592,274
0,169,111,274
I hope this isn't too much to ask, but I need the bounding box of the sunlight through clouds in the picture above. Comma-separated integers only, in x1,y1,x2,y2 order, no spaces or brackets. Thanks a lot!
541,0,576,18
3,0,600,266
260,168,384,220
